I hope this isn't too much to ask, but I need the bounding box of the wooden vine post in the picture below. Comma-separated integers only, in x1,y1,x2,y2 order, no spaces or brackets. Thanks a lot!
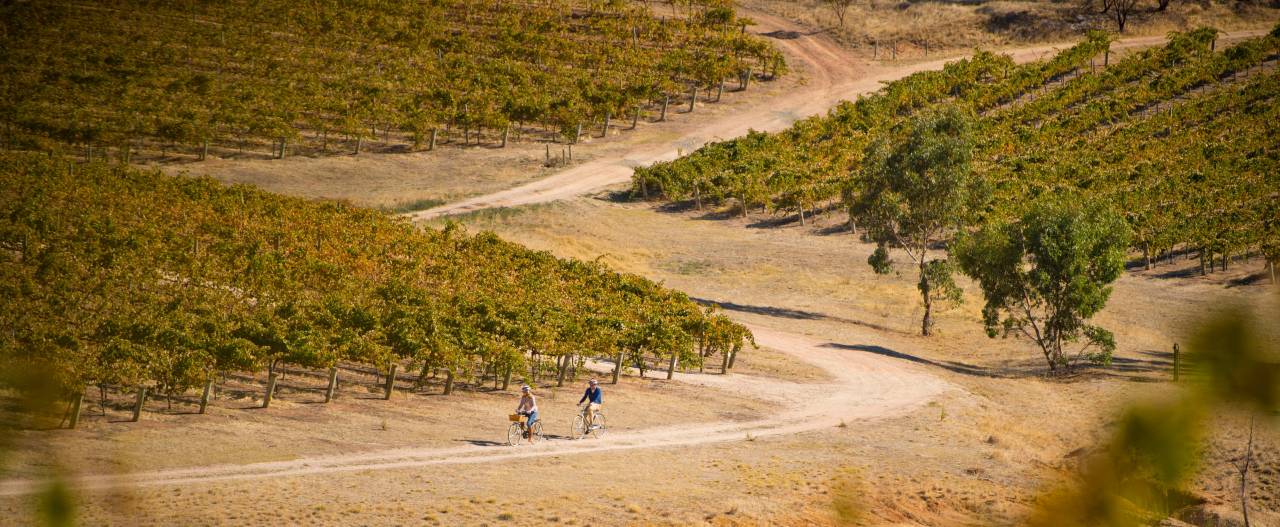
198,379,214,414
325,367,339,402
131,387,147,422
1172,343,1181,382
659,95,670,121
383,364,397,400
262,372,277,408
68,392,84,429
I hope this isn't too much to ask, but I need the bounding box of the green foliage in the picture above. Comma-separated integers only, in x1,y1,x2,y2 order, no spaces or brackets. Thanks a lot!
854,105,980,335
919,259,963,307
37,480,76,527
0,153,752,401
955,199,1129,372
0,0,783,155
1029,399,1205,527
867,244,893,275
1189,304,1280,413
855,105,979,248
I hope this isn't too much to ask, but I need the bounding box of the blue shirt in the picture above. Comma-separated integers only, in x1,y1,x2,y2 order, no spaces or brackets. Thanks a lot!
579,386,602,404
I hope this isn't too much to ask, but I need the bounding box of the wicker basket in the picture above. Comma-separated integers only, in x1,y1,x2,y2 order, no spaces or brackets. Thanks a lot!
509,414,522,422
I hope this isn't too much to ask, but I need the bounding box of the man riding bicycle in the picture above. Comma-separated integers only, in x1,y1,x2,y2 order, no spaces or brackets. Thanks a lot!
577,379,603,429
515,385,538,444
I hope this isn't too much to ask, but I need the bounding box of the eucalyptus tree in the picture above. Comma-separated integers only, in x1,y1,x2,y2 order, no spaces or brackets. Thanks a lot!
955,199,1130,372
851,105,982,336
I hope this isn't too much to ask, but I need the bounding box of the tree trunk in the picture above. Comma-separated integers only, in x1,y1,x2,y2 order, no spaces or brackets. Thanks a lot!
574,123,582,144
355,136,361,155
667,352,677,380
531,352,539,383
612,353,623,384
443,368,455,395
428,128,437,151
920,266,934,337
716,80,724,102
501,125,509,147
556,354,571,387
1144,244,1152,270
502,364,512,391
727,348,738,369
660,95,669,121
688,85,697,112
631,107,640,129
602,112,610,138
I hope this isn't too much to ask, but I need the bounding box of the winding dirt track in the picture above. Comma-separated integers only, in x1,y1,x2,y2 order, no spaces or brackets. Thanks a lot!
0,326,952,497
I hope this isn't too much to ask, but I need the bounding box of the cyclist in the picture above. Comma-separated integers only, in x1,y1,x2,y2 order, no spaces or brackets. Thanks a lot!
577,379,603,429
515,385,538,444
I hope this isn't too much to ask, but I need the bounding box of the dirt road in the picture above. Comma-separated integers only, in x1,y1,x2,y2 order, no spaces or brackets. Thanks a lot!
407,19,1269,220
0,325,952,496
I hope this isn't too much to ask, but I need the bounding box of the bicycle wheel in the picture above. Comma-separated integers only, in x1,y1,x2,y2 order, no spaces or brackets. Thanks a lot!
530,421,544,443
571,414,587,440
591,411,607,438
507,422,523,446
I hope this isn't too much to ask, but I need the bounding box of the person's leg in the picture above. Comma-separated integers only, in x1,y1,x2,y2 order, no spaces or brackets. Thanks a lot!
527,410,538,442
589,403,600,428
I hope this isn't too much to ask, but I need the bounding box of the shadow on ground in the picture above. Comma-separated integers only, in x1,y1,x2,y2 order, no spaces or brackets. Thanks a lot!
692,297,906,335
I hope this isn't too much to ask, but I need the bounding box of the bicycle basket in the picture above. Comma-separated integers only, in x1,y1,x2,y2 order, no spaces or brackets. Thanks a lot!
509,414,522,422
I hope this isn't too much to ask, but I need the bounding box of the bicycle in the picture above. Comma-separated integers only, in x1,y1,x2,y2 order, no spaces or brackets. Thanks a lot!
571,404,607,440
507,413,543,446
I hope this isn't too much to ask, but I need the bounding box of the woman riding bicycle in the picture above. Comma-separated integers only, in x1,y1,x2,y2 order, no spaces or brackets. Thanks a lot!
515,385,539,444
